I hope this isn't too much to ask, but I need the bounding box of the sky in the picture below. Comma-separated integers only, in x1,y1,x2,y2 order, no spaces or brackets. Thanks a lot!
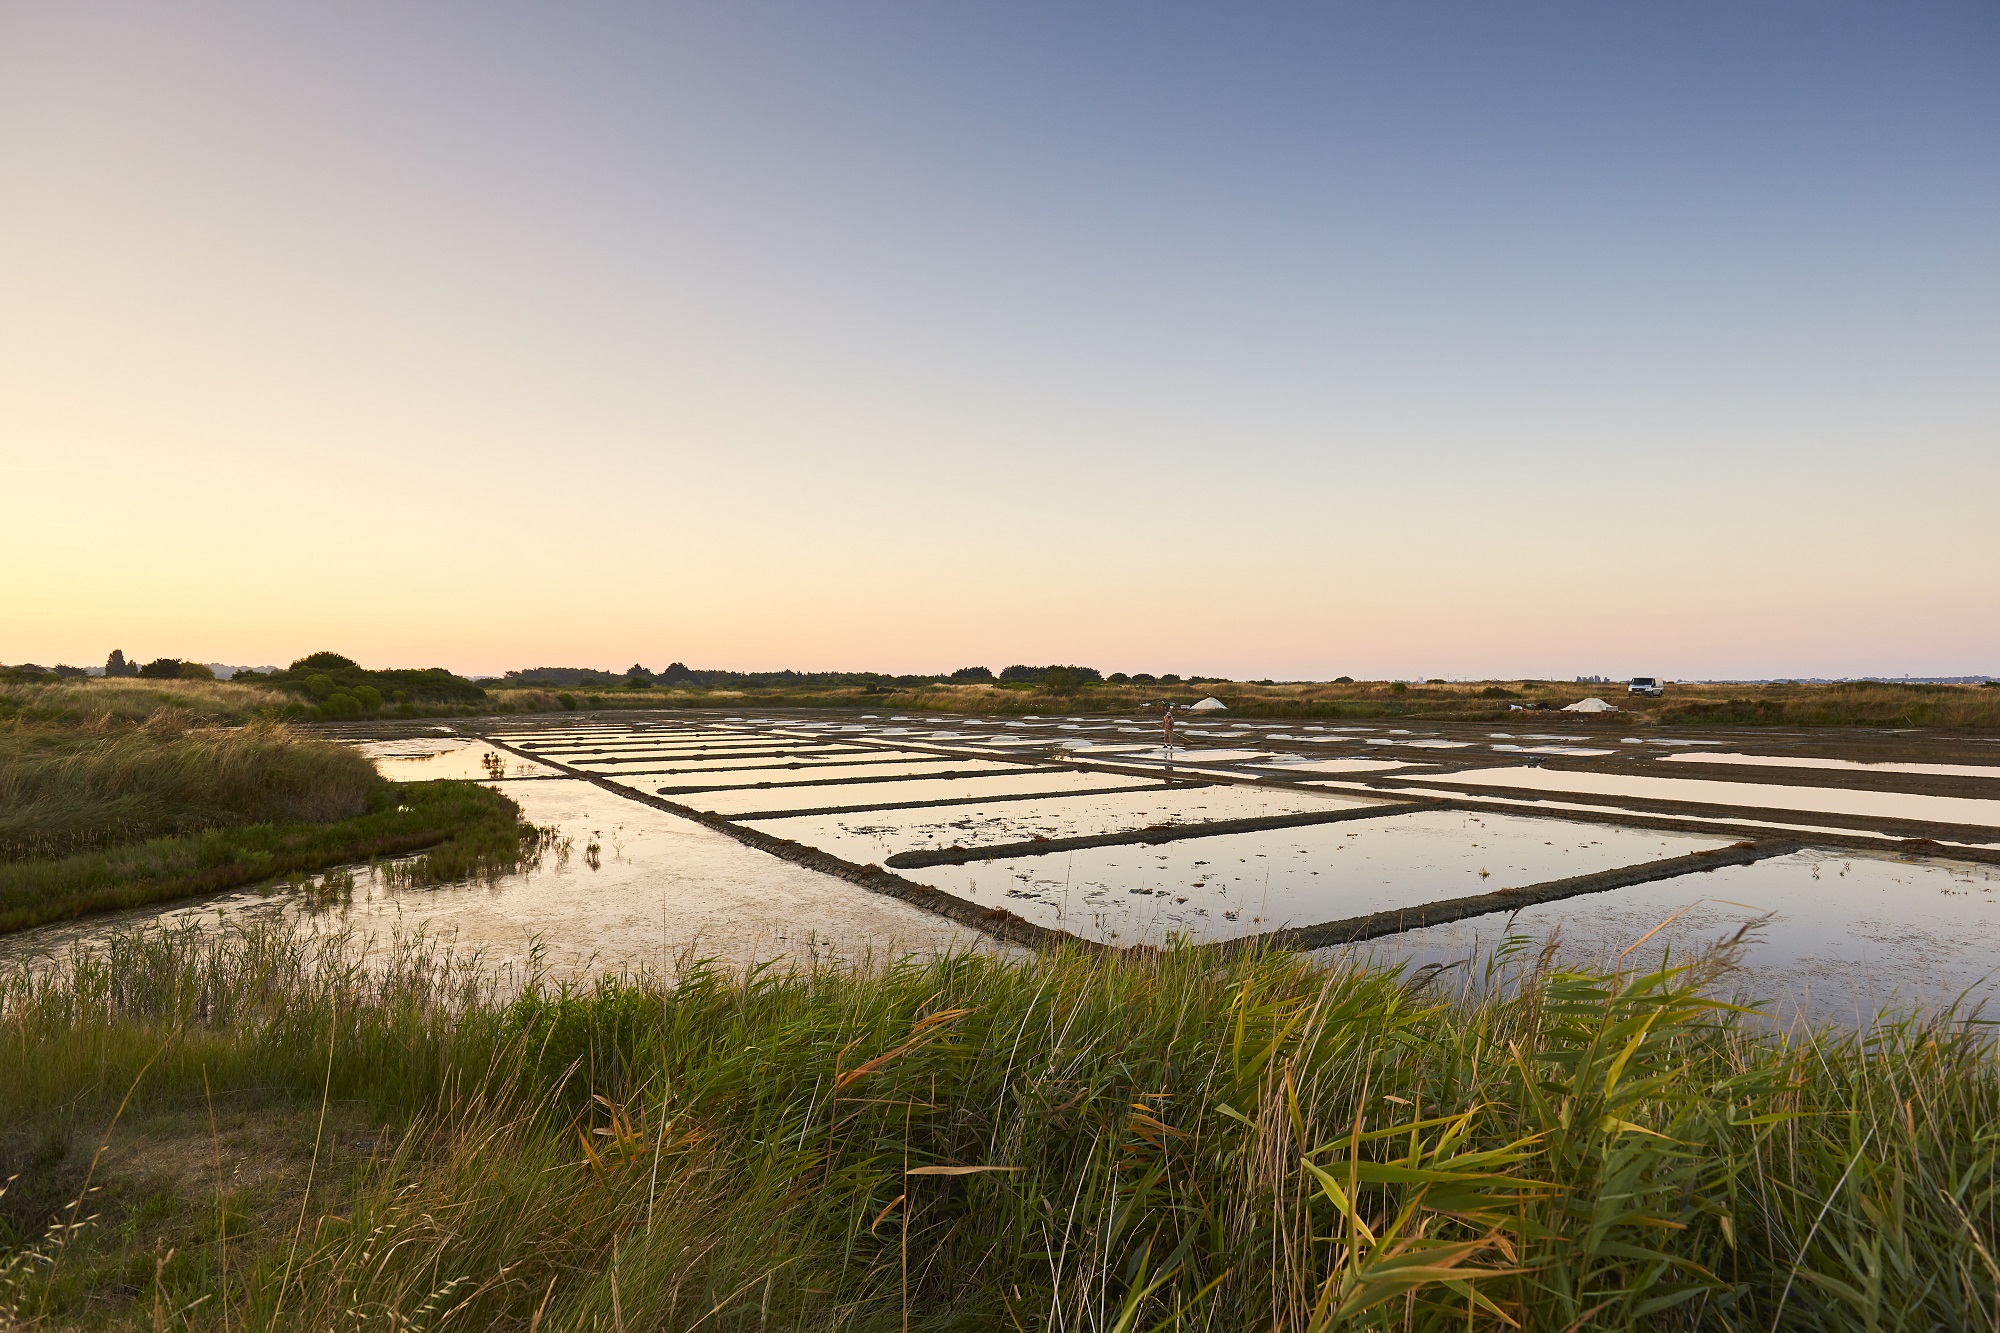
3,2,1995,681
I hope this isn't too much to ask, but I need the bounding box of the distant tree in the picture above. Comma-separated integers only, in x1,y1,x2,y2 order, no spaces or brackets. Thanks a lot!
304,674,337,700
352,685,383,710
1043,666,1081,695
1334,676,1354,684
1107,672,1131,684
177,662,216,680
1131,673,1157,684
625,664,654,686
998,665,1041,683
659,663,695,685
292,651,360,672
949,666,994,683
51,665,87,678
138,658,185,679
104,650,134,678
1160,674,1182,684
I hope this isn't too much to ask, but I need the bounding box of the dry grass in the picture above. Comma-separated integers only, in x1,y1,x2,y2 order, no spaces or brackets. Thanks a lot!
0,681,294,729
0,715,377,861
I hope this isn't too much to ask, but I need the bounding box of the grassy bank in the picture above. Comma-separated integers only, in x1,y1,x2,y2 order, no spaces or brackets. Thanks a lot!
0,710,548,934
4,925,1995,1330
0,716,377,861
488,677,2000,729
0,779,538,934
12,676,2000,732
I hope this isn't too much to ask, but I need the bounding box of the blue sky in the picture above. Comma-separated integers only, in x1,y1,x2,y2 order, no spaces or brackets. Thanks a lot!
4,2,1995,678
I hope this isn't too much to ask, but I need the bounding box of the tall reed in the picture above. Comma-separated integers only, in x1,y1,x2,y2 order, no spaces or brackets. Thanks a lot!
3,922,1996,1329
0,714,378,861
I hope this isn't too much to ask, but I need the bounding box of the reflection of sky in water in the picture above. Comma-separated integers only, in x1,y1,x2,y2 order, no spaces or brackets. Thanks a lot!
0,780,991,978
1662,753,2000,780
654,759,1034,791
743,785,1380,865
681,769,1148,815
1360,849,2000,1026
906,812,1725,945
1443,767,2000,827
357,738,560,781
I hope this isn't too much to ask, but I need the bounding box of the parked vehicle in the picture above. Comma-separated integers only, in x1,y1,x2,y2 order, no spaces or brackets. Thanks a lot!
1629,677,1664,697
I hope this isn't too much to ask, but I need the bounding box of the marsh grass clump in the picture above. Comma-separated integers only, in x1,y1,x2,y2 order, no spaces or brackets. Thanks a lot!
0,680,296,729
0,715,377,861
4,926,1998,1329
0,779,543,934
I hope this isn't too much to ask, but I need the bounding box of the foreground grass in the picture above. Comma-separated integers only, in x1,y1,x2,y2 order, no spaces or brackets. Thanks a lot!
0,781,541,935
3,926,1995,1330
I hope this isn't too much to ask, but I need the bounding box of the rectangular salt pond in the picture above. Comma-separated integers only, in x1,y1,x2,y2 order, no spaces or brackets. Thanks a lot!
1661,753,2000,780
1367,848,2000,1026
741,785,1386,865
675,770,1156,816
566,749,951,773
902,811,1730,945
656,759,1040,793
359,738,563,781
1440,767,2000,828
0,779,988,978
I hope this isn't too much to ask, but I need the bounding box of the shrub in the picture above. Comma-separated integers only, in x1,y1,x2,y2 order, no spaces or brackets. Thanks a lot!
1334,675,1353,683
317,693,363,719
1042,666,1081,695
304,673,337,700
949,666,994,683
557,692,578,710
136,658,186,680
176,662,216,681
352,685,383,711
292,651,359,671
1391,681,1409,693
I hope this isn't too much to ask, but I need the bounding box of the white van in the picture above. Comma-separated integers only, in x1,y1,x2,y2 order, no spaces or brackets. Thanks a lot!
1628,677,1664,697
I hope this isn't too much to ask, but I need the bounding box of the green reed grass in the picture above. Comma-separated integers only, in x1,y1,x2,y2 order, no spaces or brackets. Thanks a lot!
0,781,542,934
0,715,377,861
4,922,1996,1330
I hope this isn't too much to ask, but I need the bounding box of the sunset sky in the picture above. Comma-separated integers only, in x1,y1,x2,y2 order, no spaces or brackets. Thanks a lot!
4,2,1995,681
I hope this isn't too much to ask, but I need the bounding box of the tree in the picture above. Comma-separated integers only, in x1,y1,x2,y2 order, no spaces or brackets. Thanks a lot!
291,652,359,672
625,664,654,687
1043,666,1081,695
104,650,134,678
138,658,185,679
177,662,216,680
949,666,994,683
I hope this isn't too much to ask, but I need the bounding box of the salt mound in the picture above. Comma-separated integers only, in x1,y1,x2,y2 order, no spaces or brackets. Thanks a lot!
1561,697,1619,713
1188,697,1228,711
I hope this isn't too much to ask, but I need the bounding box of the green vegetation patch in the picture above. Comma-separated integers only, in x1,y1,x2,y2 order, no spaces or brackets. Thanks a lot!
5,931,1998,1329
0,779,537,934
238,651,488,712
